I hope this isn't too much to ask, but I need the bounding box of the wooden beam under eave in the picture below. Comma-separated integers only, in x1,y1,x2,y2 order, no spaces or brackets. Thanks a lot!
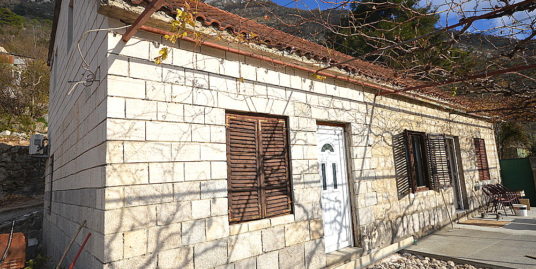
122,0,166,42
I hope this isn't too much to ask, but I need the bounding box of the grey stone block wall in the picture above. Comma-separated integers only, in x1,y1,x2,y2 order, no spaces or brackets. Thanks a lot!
0,143,45,197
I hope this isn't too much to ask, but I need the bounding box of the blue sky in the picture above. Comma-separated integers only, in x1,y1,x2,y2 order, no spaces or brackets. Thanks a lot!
270,0,535,38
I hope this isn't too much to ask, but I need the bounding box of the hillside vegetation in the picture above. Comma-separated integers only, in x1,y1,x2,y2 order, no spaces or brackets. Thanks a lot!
0,1,51,134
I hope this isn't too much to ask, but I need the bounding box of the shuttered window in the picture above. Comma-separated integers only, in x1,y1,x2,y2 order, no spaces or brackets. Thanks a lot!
405,131,432,191
226,113,292,224
474,138,491,181
394,130,452,198
427,134,452,188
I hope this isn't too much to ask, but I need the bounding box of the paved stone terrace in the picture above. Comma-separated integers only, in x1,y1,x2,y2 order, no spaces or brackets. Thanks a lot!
405,210,536,269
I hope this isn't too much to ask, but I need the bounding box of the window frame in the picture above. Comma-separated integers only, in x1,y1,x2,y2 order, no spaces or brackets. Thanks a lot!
405,130,432,192
226,112,293,224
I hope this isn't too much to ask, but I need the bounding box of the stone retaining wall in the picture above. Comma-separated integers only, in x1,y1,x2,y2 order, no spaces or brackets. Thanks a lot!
0,142,45,197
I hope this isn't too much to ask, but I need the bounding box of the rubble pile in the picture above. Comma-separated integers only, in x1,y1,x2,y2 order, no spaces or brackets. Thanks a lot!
368,253,485,269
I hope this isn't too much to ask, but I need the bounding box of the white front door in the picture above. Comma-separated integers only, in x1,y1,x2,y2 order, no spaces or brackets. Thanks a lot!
317,125,353,253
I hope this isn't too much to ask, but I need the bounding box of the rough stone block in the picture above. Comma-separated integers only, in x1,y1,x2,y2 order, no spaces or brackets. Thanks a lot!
146,81,172,102
270,214,294,226
248,219,270,231
174,181,201,201
201,180,227,199
104,254,157,269
157,201,191,225
257,251,278,269
103,233,124,262
130,61,162,81
149,162,184,183
157,102,184,122
309,219,323,240
228,231,262,262
124,142,172,163
184,161,211,181
146,121,191,141
107,97,125,118
123,229,147,258
200,143,226,161
235,257,256,269
191,124,211,142
182,219,206,245
107,55,129,77
107,119,145,141
305,239,326,269
192,199,211,219
279,244,304,269
147,223,181,253
206,216,230,241
193,87,218,107
210,126,226,143
285,221,310,246
204,107,225,125
157,247,194,269
211,161,227,179
184,104,205,124
104,205,156,234
194,238,228,268
106,163,148,186
211,197,228,217
262,226,285,252
172,84,193,104
123,183,173,207
125,99,157,120
108,76,146,99
104,187,124,210
172,143,201,161
185,69,209,89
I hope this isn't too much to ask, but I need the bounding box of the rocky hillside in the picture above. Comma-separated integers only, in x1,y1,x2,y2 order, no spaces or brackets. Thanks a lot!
205,0,535,57
205,0,346,44
0,0,54,20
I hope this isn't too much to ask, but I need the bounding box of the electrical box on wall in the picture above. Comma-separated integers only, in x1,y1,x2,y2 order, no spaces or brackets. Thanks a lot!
29,134,48,157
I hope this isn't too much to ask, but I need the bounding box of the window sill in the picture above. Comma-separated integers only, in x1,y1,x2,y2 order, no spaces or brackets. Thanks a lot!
415,186,429,193
229,214,295,235
326,247,364,268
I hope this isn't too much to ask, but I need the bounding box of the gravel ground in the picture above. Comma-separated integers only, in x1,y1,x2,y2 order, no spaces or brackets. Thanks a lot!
367,253,487,269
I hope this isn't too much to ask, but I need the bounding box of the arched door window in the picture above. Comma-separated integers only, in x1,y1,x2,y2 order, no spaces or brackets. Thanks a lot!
321,143,334,152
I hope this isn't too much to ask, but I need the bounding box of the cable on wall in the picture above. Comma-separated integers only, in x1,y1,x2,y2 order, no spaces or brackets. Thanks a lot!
67,25,131,95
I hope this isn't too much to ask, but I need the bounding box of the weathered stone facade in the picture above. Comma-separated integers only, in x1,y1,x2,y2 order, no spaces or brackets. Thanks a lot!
44,1,500,268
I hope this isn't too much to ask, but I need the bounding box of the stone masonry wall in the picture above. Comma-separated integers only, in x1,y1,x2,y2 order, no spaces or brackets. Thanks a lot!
47,3,500,268
99,20,500,268
354,95,500,251
43,0,111,267
0,143,45,197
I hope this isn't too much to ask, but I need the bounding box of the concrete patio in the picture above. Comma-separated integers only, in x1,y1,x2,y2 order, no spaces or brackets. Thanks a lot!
404,209,536,269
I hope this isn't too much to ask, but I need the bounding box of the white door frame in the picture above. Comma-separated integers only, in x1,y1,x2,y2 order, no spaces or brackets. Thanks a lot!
317,124,353,253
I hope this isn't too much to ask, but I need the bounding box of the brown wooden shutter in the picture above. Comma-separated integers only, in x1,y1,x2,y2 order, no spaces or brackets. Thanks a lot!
226,113,292,223
226,115,262,223
427,134,451,189
259,118,292,217
393,131,411,199
474,138,491,181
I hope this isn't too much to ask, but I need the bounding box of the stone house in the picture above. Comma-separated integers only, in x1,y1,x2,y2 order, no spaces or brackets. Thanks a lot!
44,0,500,268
